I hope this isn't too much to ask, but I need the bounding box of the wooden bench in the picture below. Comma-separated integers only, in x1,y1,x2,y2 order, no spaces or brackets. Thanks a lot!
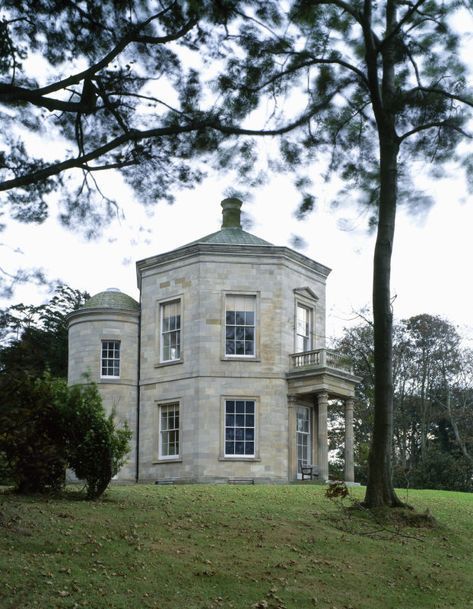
299,463,320,481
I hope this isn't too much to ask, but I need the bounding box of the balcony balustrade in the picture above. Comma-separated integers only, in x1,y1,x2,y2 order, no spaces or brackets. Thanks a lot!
289,348,354,375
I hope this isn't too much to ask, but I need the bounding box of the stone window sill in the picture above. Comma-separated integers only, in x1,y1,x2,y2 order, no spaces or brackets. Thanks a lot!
218,457,261,462
154,359,183,368
153,458,182,464
221,357,261,363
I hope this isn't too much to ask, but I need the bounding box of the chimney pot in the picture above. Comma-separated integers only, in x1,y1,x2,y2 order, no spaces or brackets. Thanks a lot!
221,198,242,229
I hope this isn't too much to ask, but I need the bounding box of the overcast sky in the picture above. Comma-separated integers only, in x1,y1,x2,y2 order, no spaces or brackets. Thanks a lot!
2,161,472,345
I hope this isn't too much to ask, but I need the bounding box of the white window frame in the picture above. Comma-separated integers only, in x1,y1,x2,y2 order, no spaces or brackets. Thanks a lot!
160,298,182,363
223,399,257,458
223,293,258,359
158,401,180,460
293,290,317,353
100,340,120,378
296,406,312,479
296,303,312,353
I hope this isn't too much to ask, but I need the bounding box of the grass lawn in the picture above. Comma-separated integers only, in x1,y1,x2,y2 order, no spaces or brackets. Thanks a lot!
1,484,472,609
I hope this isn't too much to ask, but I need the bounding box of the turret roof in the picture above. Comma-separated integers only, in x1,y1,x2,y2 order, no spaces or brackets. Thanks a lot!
82,288,139,311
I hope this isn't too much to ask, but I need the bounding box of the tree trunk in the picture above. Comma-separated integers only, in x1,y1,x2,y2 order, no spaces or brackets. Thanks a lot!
446,390,473,466
363,135,404,508
361,0,405,509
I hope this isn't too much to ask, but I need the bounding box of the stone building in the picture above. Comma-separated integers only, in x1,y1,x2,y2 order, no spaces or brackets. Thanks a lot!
68,198,359,483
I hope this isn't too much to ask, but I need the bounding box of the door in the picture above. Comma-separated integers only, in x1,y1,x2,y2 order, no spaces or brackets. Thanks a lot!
296,406,312,479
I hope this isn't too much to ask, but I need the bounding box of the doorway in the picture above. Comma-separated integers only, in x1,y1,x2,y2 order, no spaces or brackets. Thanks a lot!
296,406,312,479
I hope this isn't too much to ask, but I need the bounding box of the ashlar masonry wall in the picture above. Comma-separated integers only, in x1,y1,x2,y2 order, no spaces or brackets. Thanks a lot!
137,243,329,483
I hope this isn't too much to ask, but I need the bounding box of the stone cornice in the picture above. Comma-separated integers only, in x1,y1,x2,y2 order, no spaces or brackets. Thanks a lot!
67,307,140,325
136,243,331,287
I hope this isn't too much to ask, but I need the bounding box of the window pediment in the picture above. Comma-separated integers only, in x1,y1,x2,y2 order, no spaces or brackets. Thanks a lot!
293,287,319,302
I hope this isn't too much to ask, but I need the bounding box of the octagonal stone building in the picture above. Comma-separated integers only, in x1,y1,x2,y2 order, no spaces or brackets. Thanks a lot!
68,198,359,484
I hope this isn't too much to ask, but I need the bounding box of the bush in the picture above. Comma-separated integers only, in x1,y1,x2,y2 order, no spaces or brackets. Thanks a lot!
0,451,14,485
0,373,131,498
63,383,131,499
0,374,68,493
393,448,473,493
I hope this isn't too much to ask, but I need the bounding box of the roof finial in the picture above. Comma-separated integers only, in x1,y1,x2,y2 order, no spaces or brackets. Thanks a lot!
221,198,242,229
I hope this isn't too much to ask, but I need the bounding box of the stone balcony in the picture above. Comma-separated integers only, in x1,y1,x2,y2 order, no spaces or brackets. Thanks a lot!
286,348,360,399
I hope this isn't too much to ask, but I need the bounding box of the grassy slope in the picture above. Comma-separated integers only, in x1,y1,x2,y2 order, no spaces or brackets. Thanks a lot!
1,485,472,609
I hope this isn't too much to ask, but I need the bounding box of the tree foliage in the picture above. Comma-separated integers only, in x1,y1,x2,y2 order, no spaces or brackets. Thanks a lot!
0,0,297,234
336,314,473,492
0,372,131,498
0,284,89,376
0,373,67,493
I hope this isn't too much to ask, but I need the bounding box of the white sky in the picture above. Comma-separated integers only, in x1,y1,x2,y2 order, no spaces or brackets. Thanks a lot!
2,165,472,344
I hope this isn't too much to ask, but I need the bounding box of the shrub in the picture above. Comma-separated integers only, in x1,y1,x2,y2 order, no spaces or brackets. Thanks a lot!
0,373,131,498
393,448,473,493
0,452,14,485
63,383,131,499
0,374,67,493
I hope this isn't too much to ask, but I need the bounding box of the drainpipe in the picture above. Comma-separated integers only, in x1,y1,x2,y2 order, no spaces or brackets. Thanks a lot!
135,288,142,483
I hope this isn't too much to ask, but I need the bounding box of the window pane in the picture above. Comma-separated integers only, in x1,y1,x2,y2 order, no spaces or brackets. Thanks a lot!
224,400,256,458
296,304,312,353
244,327,254,341
161,301,181,361
225,295,256,357
101,340,120,377
160,403,180,458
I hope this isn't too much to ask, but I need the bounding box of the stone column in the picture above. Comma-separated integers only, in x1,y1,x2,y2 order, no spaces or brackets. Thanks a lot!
316,392,329,481
344,398,355,483
287,396,298,481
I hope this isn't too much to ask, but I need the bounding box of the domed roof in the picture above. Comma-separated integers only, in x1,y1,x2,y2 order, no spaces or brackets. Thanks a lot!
83,288,139,311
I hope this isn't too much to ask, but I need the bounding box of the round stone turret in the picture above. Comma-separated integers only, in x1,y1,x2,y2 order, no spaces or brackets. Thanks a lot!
67,287,140,481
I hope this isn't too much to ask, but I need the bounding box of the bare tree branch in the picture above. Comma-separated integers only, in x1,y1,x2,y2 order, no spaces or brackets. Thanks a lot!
399,121,473,142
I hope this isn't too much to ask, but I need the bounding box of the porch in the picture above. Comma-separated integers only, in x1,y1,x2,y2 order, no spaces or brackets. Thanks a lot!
286,348,361,484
